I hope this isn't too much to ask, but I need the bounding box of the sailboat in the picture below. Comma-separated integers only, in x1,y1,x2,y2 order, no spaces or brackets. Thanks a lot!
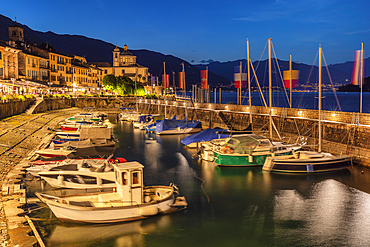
262,46,352,173
213,39,301,167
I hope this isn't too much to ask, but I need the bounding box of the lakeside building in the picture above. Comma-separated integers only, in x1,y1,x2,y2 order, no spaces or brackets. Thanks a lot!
1,21,145,95
91,44,148,84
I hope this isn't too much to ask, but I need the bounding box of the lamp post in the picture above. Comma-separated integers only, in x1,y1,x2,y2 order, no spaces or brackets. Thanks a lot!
47,82,53,95
72,83,77,98
11,78,15,94
26,81,30,95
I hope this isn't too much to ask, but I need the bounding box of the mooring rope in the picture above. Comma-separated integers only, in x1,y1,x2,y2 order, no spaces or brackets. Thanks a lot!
194,175,210,203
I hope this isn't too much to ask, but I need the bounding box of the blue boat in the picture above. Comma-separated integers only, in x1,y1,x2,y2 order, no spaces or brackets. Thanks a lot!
181,128,230,147
156,119,202,135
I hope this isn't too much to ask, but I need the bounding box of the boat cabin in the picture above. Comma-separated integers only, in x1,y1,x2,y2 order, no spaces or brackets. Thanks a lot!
220,135,272,154
113,162,144,205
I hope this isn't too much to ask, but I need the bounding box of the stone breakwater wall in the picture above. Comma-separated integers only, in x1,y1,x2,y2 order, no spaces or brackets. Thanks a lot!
138,100,370,167
31,97,137,114
2,97,369,166
0,99,35,120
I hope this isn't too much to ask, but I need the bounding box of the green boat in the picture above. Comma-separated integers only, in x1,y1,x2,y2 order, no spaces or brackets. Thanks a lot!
213,134,297,167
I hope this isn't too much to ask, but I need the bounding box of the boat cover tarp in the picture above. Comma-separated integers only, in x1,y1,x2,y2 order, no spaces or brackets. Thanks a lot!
156,119,202,133
137,115,152,123
80,126,111,139
181,128,230,146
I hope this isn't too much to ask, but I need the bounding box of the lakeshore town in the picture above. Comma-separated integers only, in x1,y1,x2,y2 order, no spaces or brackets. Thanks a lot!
0,22,149,97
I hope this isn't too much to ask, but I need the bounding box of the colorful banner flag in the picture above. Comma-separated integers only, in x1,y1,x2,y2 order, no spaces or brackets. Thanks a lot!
234,66,247,88
162,74,170,88
200,70,208,89
179,72,185,89
351,50,365,85
283,70,300,88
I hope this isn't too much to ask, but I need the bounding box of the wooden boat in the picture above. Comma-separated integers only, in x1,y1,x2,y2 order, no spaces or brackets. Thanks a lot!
262,47,351,174
35,161,187,223
53,138,116,148
35,146,76,158
156,119,202,135
38,160,116,189
27,157,127,177
262,151,351,173
213,134,299,167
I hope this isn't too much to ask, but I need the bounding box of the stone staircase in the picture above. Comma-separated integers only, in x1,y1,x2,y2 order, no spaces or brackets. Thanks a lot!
25,97,44,114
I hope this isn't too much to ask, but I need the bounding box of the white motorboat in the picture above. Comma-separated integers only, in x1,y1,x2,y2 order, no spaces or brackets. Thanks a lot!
35,146,76,158
38,159,116,189
36,161,187,223
262,151,351,173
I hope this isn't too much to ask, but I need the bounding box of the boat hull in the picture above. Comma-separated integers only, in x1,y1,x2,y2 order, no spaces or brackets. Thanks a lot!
36,188,181,223
214,151,293,167
157,127,202,135
263,155,351,173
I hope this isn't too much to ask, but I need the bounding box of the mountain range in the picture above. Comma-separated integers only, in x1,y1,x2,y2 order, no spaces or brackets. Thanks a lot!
0,14,367,89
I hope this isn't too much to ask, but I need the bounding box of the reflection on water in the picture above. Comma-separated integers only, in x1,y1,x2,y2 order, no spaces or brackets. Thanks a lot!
28,120,370,247
47,216,172,247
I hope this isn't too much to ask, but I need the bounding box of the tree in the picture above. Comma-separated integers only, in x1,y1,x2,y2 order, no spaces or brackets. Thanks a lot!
137,74,142,83
102,74,117,91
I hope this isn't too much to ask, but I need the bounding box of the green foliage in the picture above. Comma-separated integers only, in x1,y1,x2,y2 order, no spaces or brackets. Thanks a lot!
102,74,117,90
18,95,26,101
144,94,158,99
102,74,145,96
64,94,72,99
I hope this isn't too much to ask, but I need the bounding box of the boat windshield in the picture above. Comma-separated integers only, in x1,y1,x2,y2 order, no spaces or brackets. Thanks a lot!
225,136,259,154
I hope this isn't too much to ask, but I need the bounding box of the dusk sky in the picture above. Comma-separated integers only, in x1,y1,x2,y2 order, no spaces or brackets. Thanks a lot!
1,0,370,65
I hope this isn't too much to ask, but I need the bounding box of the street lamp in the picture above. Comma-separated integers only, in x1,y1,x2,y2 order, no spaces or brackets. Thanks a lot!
72,83,77,98
26,81,30,94
11,78,16,94
48,82,53,94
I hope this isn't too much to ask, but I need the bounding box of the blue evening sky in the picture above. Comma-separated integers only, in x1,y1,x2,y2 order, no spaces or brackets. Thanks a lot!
1,0,369,65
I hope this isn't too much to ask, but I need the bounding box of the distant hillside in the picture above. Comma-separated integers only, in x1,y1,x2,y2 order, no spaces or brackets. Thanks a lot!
195,57,369,88
0,14,231,88
1,14,367,89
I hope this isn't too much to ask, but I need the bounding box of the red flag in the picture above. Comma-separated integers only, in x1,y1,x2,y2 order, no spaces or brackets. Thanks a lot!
162,74,170,88
234,66,247,88
283,70,299,88
179,72,184,89
201,70,208,89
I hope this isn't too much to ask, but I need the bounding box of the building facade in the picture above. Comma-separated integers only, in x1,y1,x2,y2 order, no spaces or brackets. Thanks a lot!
95,44,148,83
1,21,148,94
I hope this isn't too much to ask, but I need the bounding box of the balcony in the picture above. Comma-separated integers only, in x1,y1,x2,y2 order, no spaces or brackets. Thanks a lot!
41,76,49,81
57,60,65,65
66,70,73,74
39,64,49,69
32,63,36,67
51,68,58,73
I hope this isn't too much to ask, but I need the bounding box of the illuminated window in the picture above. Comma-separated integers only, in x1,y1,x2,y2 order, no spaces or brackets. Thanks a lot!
132,172,139,185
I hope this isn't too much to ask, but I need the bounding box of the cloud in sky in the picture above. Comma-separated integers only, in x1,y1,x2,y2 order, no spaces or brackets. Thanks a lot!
233,0,336,23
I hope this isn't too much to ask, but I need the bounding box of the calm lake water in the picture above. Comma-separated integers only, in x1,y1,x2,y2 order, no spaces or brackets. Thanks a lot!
28,118,370,247
200,91,370,113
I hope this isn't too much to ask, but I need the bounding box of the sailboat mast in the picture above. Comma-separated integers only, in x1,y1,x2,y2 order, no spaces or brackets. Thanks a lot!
318,46,322,153
163,62,166,94
239,61,242,105
360,42,364,113
268,38,272,140
247,39,252,126
290,55,292,108
182,63,185,99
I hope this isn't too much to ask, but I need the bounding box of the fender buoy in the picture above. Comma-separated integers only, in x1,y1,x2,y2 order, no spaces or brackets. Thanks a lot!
222,146,231,154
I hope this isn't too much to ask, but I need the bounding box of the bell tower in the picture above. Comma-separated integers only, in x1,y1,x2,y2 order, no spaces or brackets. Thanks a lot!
113,46,120,67
8,20,24,42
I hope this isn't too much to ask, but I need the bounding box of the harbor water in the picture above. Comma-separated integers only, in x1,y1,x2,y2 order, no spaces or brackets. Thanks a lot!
27,118,370,247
